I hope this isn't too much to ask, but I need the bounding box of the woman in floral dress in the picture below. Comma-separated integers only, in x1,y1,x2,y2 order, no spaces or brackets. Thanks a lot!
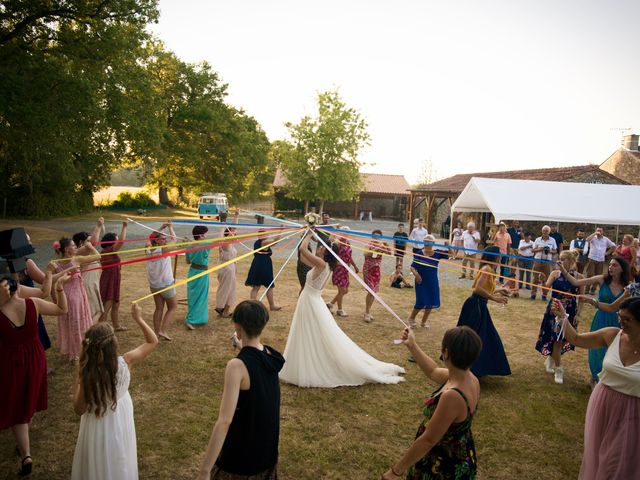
382,326,481,480
534,250,583,385
327,228,359,317
362,230,390,323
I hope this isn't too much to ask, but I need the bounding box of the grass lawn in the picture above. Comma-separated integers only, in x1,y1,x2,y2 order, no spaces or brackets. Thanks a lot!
0,223,593,479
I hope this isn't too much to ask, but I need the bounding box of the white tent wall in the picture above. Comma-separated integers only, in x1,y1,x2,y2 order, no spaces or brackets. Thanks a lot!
451,178,640,227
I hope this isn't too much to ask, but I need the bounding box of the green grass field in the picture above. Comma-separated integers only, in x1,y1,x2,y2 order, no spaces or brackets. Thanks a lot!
0,224,594,479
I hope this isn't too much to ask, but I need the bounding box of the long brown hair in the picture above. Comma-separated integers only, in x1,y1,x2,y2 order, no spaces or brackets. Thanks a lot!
78,323,119,417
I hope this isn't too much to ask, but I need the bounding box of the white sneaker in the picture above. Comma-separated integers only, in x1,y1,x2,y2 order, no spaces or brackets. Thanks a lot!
363,314,373,323
544,356,555,374
336,309,348,317
554,367,564,384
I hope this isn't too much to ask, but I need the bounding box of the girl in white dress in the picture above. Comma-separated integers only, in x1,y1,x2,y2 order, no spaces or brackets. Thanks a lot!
279,231,405,388
71,304,158,480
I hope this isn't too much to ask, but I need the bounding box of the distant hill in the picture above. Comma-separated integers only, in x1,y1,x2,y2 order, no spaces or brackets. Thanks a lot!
110,168,143,187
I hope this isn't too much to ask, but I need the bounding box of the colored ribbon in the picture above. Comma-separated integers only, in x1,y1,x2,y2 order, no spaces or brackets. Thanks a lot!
131,229,302,304
259,231,307,301
313,229,408,329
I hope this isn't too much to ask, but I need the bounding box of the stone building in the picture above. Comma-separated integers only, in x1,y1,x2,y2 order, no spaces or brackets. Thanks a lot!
600,134,640,185
273,168,410,221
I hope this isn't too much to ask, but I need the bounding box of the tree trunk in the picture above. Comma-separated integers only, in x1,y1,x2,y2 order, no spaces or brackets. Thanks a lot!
159,185,169,205
304,199,309,213
318,199,325,215
177,185,184,204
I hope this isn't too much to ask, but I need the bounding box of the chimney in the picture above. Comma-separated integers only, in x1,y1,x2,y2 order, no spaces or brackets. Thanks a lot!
623,134,639,151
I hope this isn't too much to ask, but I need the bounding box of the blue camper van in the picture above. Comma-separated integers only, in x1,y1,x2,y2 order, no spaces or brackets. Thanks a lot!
198,193,228,218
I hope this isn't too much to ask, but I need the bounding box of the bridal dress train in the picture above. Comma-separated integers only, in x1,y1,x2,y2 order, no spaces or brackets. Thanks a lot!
280,265,405,387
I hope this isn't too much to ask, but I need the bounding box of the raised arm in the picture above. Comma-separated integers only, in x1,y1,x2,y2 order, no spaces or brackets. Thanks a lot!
32,275,69,315
299,231,325,269
552,300,618,349
197,359,245,480
113,220,128,252
593,288,631,313
401,327,449,384
122,304,159,366
90,217,105,247
25,258,46,284
558,262,603,287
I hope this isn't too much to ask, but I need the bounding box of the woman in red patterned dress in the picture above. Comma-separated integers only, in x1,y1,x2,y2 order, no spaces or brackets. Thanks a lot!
363,229,391,323
327,227,359,317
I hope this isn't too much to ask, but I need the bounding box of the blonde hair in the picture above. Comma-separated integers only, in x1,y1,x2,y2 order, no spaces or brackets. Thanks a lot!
560,250,577,269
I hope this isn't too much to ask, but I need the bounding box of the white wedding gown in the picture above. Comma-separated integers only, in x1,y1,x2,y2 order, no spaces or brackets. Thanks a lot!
280,265,405,387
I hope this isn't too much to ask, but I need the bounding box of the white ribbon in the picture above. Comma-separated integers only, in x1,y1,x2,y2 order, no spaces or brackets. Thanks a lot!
312,230,408,329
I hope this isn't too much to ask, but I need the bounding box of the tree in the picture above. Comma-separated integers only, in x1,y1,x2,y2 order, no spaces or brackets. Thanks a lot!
134,43,272,205
0,0,160,216
416,158,440,186
280,89,370,213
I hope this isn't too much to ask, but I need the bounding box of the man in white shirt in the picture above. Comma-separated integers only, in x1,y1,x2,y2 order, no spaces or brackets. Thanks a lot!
409,218,429,260
585,227,616,294
517,231,535,289
460,222,481,280
531,225,557,301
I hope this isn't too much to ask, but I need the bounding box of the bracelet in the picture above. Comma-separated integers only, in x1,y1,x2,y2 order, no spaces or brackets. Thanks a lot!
592,298,599,308
391,466,404,477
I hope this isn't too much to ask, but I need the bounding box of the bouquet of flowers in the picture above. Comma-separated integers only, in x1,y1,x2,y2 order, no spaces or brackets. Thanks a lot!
304,212,321,227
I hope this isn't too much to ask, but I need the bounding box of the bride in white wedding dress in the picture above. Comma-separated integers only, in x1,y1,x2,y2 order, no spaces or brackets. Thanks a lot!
279,231,405,388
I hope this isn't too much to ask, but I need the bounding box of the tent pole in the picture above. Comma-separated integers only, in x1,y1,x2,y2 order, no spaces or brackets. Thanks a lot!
449,210,455,244
615,225,619,244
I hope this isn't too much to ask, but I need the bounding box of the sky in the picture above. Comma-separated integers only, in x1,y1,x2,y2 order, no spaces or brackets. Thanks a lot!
151,0,639,184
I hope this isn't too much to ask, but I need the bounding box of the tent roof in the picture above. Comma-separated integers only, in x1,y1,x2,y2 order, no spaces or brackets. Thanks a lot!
451,177,640,225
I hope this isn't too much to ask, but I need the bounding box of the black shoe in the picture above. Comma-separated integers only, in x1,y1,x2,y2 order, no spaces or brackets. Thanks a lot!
19,456,32,476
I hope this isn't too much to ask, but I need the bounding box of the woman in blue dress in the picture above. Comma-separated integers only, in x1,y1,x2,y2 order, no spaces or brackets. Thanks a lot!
534,250,583,385
559,256,630,385
245,233,281,311
456,246,511,377
408,235,449,329
185,225,210,329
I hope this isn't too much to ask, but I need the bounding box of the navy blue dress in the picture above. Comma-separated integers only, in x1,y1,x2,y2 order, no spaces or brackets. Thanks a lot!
411,250,448,309
535,272,579,356
457,275,511,377
245,239,275,289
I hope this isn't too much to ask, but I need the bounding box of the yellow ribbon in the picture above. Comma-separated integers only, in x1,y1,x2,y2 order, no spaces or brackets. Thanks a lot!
131,229,302,304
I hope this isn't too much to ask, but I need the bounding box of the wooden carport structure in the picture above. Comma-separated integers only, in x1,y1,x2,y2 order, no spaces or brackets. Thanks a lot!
407,186,458,235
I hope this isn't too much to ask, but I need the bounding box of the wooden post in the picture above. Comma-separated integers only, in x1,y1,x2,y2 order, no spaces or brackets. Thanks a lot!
425,194,436,233
408,192,415,228
354,198,359,220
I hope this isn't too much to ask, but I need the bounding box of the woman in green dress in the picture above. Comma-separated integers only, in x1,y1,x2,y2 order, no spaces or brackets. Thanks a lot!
185,225,210,330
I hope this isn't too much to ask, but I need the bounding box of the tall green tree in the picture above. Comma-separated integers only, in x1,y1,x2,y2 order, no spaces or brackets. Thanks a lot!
136,43,272,205
0,0,160,215
280,90,370,213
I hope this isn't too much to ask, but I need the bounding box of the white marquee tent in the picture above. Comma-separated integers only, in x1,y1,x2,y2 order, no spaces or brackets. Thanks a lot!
451,177,640,226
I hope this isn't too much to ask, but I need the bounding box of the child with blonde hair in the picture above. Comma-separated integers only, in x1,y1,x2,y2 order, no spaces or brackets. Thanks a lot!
71,304,158,480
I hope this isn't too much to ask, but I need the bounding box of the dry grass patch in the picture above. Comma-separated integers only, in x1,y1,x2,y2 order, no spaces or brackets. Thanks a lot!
0,244,594,479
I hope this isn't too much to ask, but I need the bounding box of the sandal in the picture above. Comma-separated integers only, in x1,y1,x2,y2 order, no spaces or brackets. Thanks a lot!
19,455,32,476
214,308,224,316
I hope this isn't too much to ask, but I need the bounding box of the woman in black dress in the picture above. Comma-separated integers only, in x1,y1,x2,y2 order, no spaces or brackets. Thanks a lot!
245,234,281,311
